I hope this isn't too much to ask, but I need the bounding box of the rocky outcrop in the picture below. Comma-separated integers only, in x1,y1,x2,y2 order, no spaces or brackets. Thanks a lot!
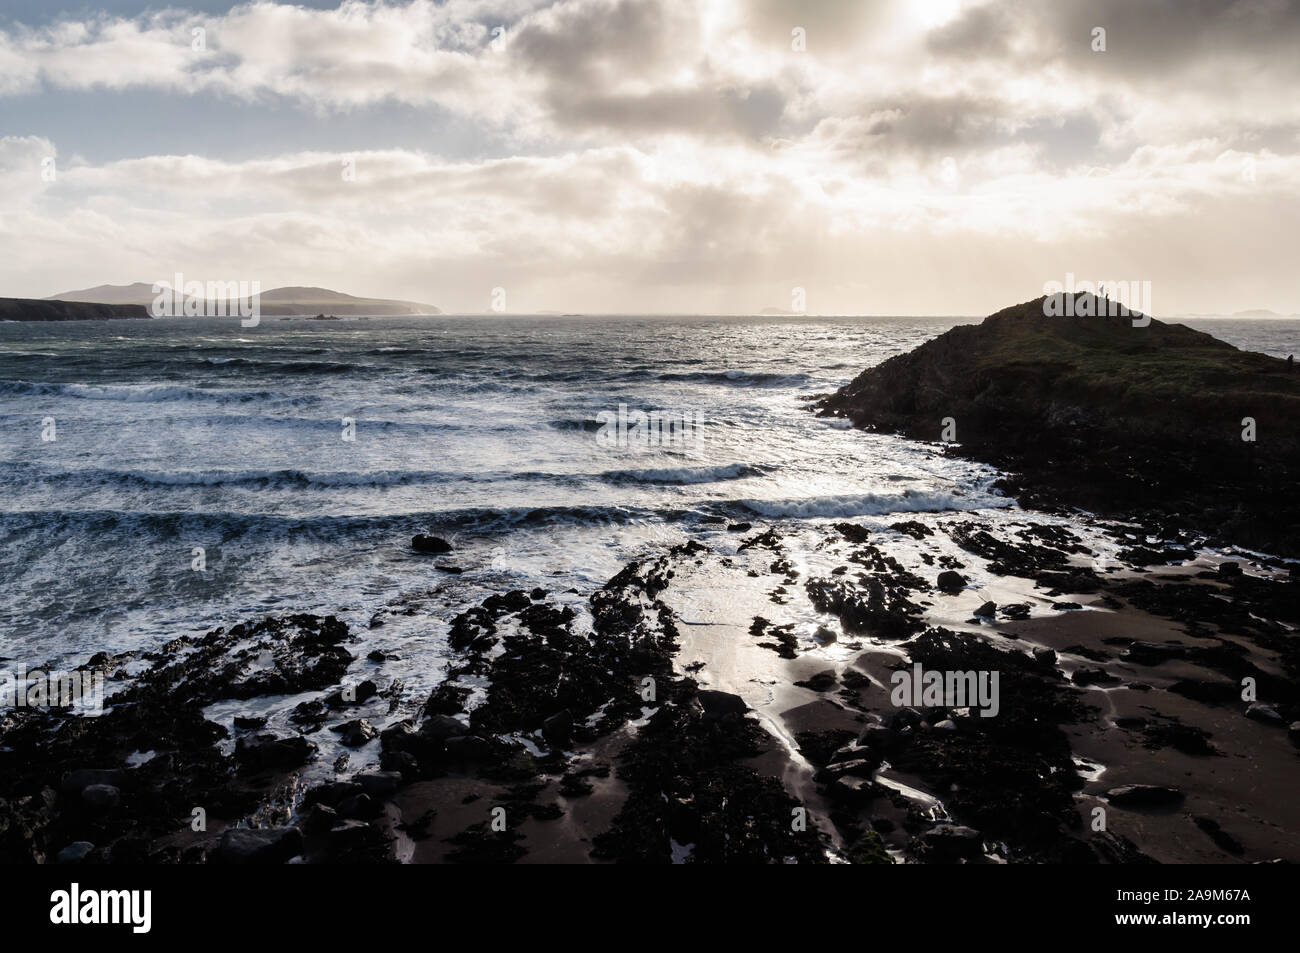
819,294,1300,555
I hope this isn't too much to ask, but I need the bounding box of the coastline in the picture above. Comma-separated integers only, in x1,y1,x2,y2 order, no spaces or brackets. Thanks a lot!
3,302,1297,864
3,503,1296,864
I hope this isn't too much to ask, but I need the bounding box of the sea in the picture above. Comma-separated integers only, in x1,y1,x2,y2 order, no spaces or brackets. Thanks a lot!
2,313,1296,730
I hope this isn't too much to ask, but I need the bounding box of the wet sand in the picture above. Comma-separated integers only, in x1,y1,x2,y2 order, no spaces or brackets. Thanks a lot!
381,512,1299,863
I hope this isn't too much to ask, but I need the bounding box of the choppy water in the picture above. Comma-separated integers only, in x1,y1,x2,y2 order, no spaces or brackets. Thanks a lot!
1,313,1295,683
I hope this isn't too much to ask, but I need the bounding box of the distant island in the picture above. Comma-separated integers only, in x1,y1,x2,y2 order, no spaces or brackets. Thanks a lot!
0,297,149,321
45,283,440,317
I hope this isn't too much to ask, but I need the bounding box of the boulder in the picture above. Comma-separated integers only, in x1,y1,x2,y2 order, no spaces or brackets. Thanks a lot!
829,775,875,805
55,841,95,864
80,784,120,811
444,735,494,761
331,719,378,747
337,793,378,819
59,768,125,796
936,570,966,592
411,534,453,554
697,689,748,716
235,733,317,770
303,781,363,808
1245,702,1283,724
542,709,574,745
919,824,984,861
213,827,303,864
420,714,469,741
355,771,402,798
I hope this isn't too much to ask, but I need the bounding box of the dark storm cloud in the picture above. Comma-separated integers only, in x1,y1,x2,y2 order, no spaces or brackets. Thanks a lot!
510,0,676,84
929,0,1300,75
509,0,791,140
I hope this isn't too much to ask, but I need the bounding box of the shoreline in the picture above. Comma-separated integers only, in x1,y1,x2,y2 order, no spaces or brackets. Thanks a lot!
3,499,1296,864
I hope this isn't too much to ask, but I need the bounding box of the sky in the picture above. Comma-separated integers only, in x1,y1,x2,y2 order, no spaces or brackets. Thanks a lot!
1,0,1298,315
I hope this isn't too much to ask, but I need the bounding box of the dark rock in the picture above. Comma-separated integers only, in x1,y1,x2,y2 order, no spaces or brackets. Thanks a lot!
697,690,748,716
55,841,95,864
213,827,303,864
888,707,922,731
420,714,469,741
829,775,876,805
303,781,363,808
936,570,966,592
1169,678,1240,706
235,733,317,770
794,670,838,692
1245,702,1283,724
411,534,453,554
823,758,876,779
80,784,120,811
59,768,125,795
1124,641,1187,665
542,709,573,745
918,824,984,861
325,680,378,707
1193,816,1244,855
331,719,378,747
1072,666,1120,687
355,771,402,797
380,750,421,779
727,522,752,532
303,803,339,835
482,590,531,614
830,741,874,763
336,793,378,819
443,735,494,761
856,725,893,750
974,600,997,618
1218,561,1243,578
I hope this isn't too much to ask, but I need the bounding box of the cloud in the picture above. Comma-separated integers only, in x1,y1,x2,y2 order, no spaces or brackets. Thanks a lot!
1,1,1299,312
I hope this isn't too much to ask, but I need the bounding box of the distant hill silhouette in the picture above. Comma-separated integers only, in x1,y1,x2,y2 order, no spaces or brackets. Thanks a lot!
48,283,439,316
